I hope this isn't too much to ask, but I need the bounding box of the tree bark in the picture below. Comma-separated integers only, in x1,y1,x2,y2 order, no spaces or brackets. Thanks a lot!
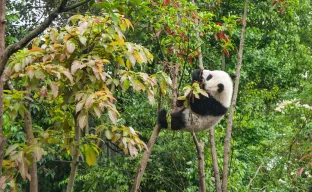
221,1,248,191
0,0,7,178
171,64,179,110
66,121,81,192
0,0,92,78
209,128,222,192
192,132,206,192
24,90,38,192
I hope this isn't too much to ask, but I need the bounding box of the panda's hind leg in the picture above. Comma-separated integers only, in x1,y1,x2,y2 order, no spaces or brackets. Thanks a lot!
171,110,186,130
158,109,168,128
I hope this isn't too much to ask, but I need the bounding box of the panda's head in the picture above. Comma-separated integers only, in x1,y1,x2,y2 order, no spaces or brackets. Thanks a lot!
192,69,234,108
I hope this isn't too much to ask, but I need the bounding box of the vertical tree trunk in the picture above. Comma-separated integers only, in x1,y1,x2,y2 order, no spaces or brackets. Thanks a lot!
0,0,6,178
66,122,81,192
221,1,248,191
191,1,207,190
209,128,221,192
171,64,179,110
192,133,206,192
24,90,38,192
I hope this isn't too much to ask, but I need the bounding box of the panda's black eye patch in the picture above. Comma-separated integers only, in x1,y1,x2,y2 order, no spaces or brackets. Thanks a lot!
217,83,224,93
206,74,213,81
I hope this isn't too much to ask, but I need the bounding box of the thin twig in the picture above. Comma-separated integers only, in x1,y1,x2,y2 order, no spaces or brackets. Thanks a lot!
221,1,248,191
247,163,263,189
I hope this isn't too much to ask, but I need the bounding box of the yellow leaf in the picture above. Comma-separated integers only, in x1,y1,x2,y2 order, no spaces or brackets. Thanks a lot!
114,34,124,45
117,57,125,67
125,19,134,30
28,46,43,53
134,52,144,64
64,34,72,41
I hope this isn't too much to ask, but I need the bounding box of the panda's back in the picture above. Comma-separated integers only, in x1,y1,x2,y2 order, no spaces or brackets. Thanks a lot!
181,109,224,132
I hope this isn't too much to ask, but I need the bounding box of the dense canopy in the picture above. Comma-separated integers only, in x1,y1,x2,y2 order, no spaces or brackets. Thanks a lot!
0,0,311,191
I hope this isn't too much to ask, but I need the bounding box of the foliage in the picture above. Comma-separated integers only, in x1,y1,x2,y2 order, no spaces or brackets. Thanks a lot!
2,0,312,191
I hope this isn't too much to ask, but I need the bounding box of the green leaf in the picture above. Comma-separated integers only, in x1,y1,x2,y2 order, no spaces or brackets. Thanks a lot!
111,13,118,26
84,144,97,166
78,36,87,46
123,79,130,91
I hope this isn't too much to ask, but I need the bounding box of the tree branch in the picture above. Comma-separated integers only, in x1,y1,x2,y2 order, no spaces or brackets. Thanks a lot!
209,128,222,192
247,163,263,189
192,132,206,192
221,1,248,191
131,89,164,192
63,0,92,12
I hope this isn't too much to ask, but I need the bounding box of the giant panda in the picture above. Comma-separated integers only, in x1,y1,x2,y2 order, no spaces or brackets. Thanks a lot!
158,69,234,132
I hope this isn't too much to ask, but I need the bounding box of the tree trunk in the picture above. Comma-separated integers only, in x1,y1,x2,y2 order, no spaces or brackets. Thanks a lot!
0,0,6,178
221,1,248,191
24,90,38,192
66,122,81,192
192,132,206,192
209,128,221,192
171,64,179,110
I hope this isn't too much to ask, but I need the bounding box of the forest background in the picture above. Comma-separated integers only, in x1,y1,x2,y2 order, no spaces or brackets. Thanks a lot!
0,0,312,191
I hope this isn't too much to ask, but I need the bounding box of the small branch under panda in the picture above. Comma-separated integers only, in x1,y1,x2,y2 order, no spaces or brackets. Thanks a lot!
191,131,206,192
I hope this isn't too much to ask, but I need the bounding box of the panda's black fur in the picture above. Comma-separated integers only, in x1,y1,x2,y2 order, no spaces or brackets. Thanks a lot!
158,69,234,132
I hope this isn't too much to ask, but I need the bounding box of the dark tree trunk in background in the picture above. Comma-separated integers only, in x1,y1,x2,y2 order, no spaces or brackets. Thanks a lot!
222,1,248,191
0,0,7,178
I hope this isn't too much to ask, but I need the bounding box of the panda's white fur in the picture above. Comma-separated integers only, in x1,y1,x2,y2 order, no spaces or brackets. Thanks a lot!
158,69,234,132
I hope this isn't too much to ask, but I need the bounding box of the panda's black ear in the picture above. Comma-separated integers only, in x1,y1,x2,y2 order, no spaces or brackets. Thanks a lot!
230,74,236,79
192,69,202,82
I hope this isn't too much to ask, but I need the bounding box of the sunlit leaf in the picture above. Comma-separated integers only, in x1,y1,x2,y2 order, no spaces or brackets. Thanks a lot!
78,113,88,129
62,70,74,83
85,94,95,109
93,106,101,118
147,90,155,105
66,41,76,53
50,82,59,98
71,60,85,74
105,130,113,140
5,144,19,156
108,110,117,124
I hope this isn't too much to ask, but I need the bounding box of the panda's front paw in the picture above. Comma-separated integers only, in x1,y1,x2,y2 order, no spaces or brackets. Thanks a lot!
157,109,168,129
